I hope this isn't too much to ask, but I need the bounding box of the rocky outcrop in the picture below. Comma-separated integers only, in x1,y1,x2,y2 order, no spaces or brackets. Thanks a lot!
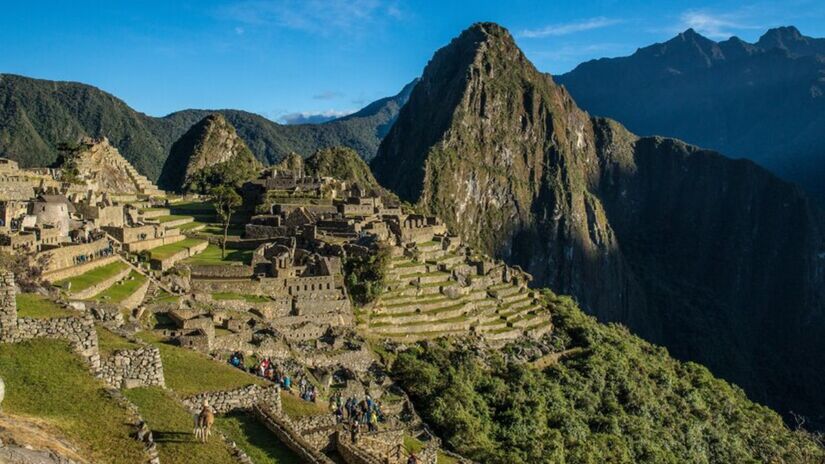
372,22,825,428
55,137,162,196
158,114,261,192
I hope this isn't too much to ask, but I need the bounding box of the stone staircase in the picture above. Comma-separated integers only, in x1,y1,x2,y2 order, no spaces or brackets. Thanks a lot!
119,158,164,197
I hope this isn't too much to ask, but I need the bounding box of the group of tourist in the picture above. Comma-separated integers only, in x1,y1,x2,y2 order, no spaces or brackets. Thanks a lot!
227,352,318,402
330,392,384,434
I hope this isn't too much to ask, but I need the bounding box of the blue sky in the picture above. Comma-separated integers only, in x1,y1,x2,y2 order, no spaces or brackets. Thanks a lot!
2,0,824,122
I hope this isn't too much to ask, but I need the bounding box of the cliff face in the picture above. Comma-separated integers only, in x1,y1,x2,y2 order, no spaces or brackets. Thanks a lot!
555,26,825,203
372,22,825,427
158,114,260,192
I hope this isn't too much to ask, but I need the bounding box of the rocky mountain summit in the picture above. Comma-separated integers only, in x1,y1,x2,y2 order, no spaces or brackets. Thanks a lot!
372,22,825,429
158,113,261,192
556,26,825,203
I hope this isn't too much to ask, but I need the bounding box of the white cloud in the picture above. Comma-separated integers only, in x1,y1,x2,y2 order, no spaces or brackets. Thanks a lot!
218,0,406,36
519,17,621,39
668,8,765,39
279,109,353,125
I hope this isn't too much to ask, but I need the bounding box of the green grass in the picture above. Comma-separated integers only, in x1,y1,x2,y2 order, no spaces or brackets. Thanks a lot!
96,326,140,357
124,387,238,464
148,238,207,260
215,412,302,464
404,435,425,454
156,214,193,224
183,244,252,265
56,260,128,294
15,293,74,318
137,334,266,396
0,340,146,463
93,271,147,304
177,221,206,232
151,291,180,305
198,223,246,237
212,292,271,303
279,391,328,418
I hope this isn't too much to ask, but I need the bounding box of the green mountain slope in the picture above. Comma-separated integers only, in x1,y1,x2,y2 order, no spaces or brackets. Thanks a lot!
393,291,824,463
372,22,825,430
0,74,417,179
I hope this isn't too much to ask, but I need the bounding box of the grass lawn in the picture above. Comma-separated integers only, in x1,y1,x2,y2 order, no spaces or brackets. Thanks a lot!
148,238,207,260
215,412,302,464
156,214,193,224
56,260,128,294
183,244,252,265
137,333,266,396
212,292,271,303
124,387,238,464
169,201,219,222
177,221,207,232
96,326,140,357
93,271,147,304
279,391,328,418
198,223,246,237
0,340,146,463
15,293,75,318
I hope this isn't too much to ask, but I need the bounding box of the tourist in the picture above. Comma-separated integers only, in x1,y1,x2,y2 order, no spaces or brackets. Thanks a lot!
407,453,418,464
283,375,292,391
368,409,378,432
350,420,359,443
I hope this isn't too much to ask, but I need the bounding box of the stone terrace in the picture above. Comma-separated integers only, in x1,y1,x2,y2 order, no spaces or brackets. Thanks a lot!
362,238,553,343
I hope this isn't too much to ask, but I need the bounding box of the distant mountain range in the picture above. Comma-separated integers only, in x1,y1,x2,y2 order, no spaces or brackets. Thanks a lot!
556,26,825,202
0,73,417,181
372,22,825,430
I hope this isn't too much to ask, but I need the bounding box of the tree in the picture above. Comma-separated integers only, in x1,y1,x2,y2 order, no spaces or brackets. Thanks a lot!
209,186,242,259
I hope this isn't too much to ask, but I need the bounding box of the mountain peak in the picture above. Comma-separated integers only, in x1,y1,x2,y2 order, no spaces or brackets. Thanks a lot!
158,112,260,192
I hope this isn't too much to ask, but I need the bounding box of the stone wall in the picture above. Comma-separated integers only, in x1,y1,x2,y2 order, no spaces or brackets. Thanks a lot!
0,271,17,342
189,264,253,279
14,315,100,369
295,297,351,316
124,233,184,253
99,346,165,389
40,238,113,274
181,384,281,415
253,405,336,464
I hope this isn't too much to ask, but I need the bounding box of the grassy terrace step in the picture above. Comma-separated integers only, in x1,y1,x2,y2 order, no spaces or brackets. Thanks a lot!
137,332,266,396
379,329,467,341
177,221,207,232
15,293,76,318
92,271,147,304
148,238,208,261
156,214,194,224
183,244,252,266
0,339,146,463
56,260,129,294
370,302,470,323
96,326,140,358
500,291,530,304
498,304,540,320
371,315,473,333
